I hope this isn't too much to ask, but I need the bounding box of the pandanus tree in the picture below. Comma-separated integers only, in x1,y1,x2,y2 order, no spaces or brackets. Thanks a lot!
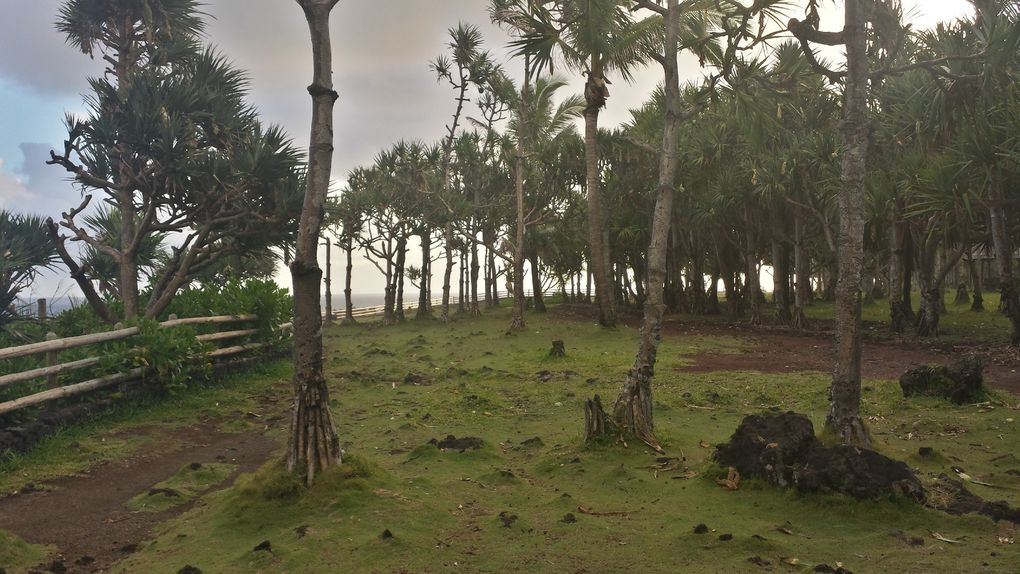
431,23,499,322
50,1,304,323
0,211,58,325
495,0,659,328
288,0,342,485
325,189,366,325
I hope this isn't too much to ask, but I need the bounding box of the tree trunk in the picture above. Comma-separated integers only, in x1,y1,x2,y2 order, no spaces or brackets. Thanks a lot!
825,0,869,447
395,235,407,323
772,235,792,326
604,0,682,453
416,228,431,320
793,206,809,329
470,228,481,316
745,207,761,326
901,229,916,322
888,205,906,333
288,0,342,485
584,72,616,327
324,237,333,324
441,223,454,322
989,176,1020,345
530,251,546,312
343,238,355,324
509,148,527,332
968,252,984,312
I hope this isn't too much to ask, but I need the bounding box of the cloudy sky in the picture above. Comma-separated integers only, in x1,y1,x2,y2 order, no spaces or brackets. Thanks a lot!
0,0,973,304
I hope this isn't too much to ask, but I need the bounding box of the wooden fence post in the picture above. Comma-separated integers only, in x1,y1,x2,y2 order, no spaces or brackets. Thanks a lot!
45,332,59,388
38,299,47,321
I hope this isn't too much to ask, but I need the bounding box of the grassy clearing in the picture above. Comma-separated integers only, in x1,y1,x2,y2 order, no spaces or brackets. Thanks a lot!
0,359,291,496
101,307,1020,574
804,291,1011,345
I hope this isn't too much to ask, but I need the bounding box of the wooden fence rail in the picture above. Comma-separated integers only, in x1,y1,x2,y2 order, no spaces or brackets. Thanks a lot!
0,313,283,416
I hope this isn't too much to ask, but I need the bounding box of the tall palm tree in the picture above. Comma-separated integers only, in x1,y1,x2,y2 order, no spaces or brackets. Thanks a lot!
493,0,657,328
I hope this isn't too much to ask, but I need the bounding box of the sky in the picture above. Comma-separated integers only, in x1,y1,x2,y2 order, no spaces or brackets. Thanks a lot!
0,0,974,304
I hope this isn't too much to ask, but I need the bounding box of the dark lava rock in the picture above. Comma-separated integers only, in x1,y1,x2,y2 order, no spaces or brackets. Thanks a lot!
900,358,985,404
149,488,181,498
46,560,66,574
499,511,518,528
74,557,95,566
536,370,554,383
430,435,483,452
521,437,544,448
561,513,577,524
177,567,203,574
918,447,936,458
715,412,923,501
188,462,203,471
253,540,272,552
294,525,309,538
813,565,854,574
747,556,771,568
719,533,733,541
119,544,138,554
380,529,394,540
693,523,709,534
889,530,924,546
404,372,432,385
931,475,1020,523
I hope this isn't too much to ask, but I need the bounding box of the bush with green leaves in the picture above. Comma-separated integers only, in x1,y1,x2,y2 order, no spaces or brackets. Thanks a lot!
98,319,212,393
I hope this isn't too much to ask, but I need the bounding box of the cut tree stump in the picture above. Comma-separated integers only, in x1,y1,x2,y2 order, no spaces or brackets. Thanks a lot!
584,394,613,442
549,340,566,357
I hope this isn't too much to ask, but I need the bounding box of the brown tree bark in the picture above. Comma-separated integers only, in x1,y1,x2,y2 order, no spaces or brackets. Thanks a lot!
342,237,356,324
603,0,683,452
825,0,869,447
584,67,617,328
792,206,809,329
988,177,1020,345
324,237,333,324
288,0,342,485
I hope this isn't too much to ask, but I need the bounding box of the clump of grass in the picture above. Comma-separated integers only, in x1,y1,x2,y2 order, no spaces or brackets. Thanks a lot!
126,462,237,512
0,528,49,571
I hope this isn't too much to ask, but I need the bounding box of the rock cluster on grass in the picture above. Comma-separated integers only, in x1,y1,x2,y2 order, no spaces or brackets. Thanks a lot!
899,357,985,404
715,412,924,501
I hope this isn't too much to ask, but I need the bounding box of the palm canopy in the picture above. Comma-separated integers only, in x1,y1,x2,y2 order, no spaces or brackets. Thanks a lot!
0,211,59,324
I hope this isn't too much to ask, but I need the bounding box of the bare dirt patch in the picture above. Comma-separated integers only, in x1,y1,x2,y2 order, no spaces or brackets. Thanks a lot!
0,423,279,573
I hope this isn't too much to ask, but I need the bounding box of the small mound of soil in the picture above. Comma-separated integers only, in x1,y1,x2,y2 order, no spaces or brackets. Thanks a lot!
429,435,483,451
900,358,985,404
715,412,923,501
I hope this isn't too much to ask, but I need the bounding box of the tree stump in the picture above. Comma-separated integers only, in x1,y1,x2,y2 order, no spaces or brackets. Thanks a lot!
584,394,613,442
954,284,970,305
549,340,566,357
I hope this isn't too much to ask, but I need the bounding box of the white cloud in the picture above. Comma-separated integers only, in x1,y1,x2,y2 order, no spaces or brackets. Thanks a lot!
0,158,36,209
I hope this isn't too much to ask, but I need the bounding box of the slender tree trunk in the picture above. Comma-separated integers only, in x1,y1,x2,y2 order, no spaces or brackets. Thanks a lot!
968,251,984,312
470,228,481,316
416,228,431,320
395,235,407,323
441,223,454,322
584,70,616,328
603,0,681,452
902,229,916,322
888,204,906,333
343,238,355,324
324,238,333,324
989,176,1020,345
825,0,869,447
915,234,941,337
772,236,792,326
509,149,527,331
793,206,809,329
530,251,546,312
745,207,762,326
288,0,342,485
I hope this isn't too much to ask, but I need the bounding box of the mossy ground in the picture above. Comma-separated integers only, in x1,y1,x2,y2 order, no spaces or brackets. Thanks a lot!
90,305,1020,574
126,462,238,513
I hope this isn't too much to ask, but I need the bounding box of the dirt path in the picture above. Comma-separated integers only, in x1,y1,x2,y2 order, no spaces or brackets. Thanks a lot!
0,422,279,573
666,321,1019,394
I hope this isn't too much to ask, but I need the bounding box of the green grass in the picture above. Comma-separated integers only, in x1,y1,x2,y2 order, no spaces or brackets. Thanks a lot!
97,307,1020,574
126,462,238,513
0,529,50,572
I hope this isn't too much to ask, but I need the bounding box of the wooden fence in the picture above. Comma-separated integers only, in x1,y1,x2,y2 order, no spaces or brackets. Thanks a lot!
0,314,291,416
